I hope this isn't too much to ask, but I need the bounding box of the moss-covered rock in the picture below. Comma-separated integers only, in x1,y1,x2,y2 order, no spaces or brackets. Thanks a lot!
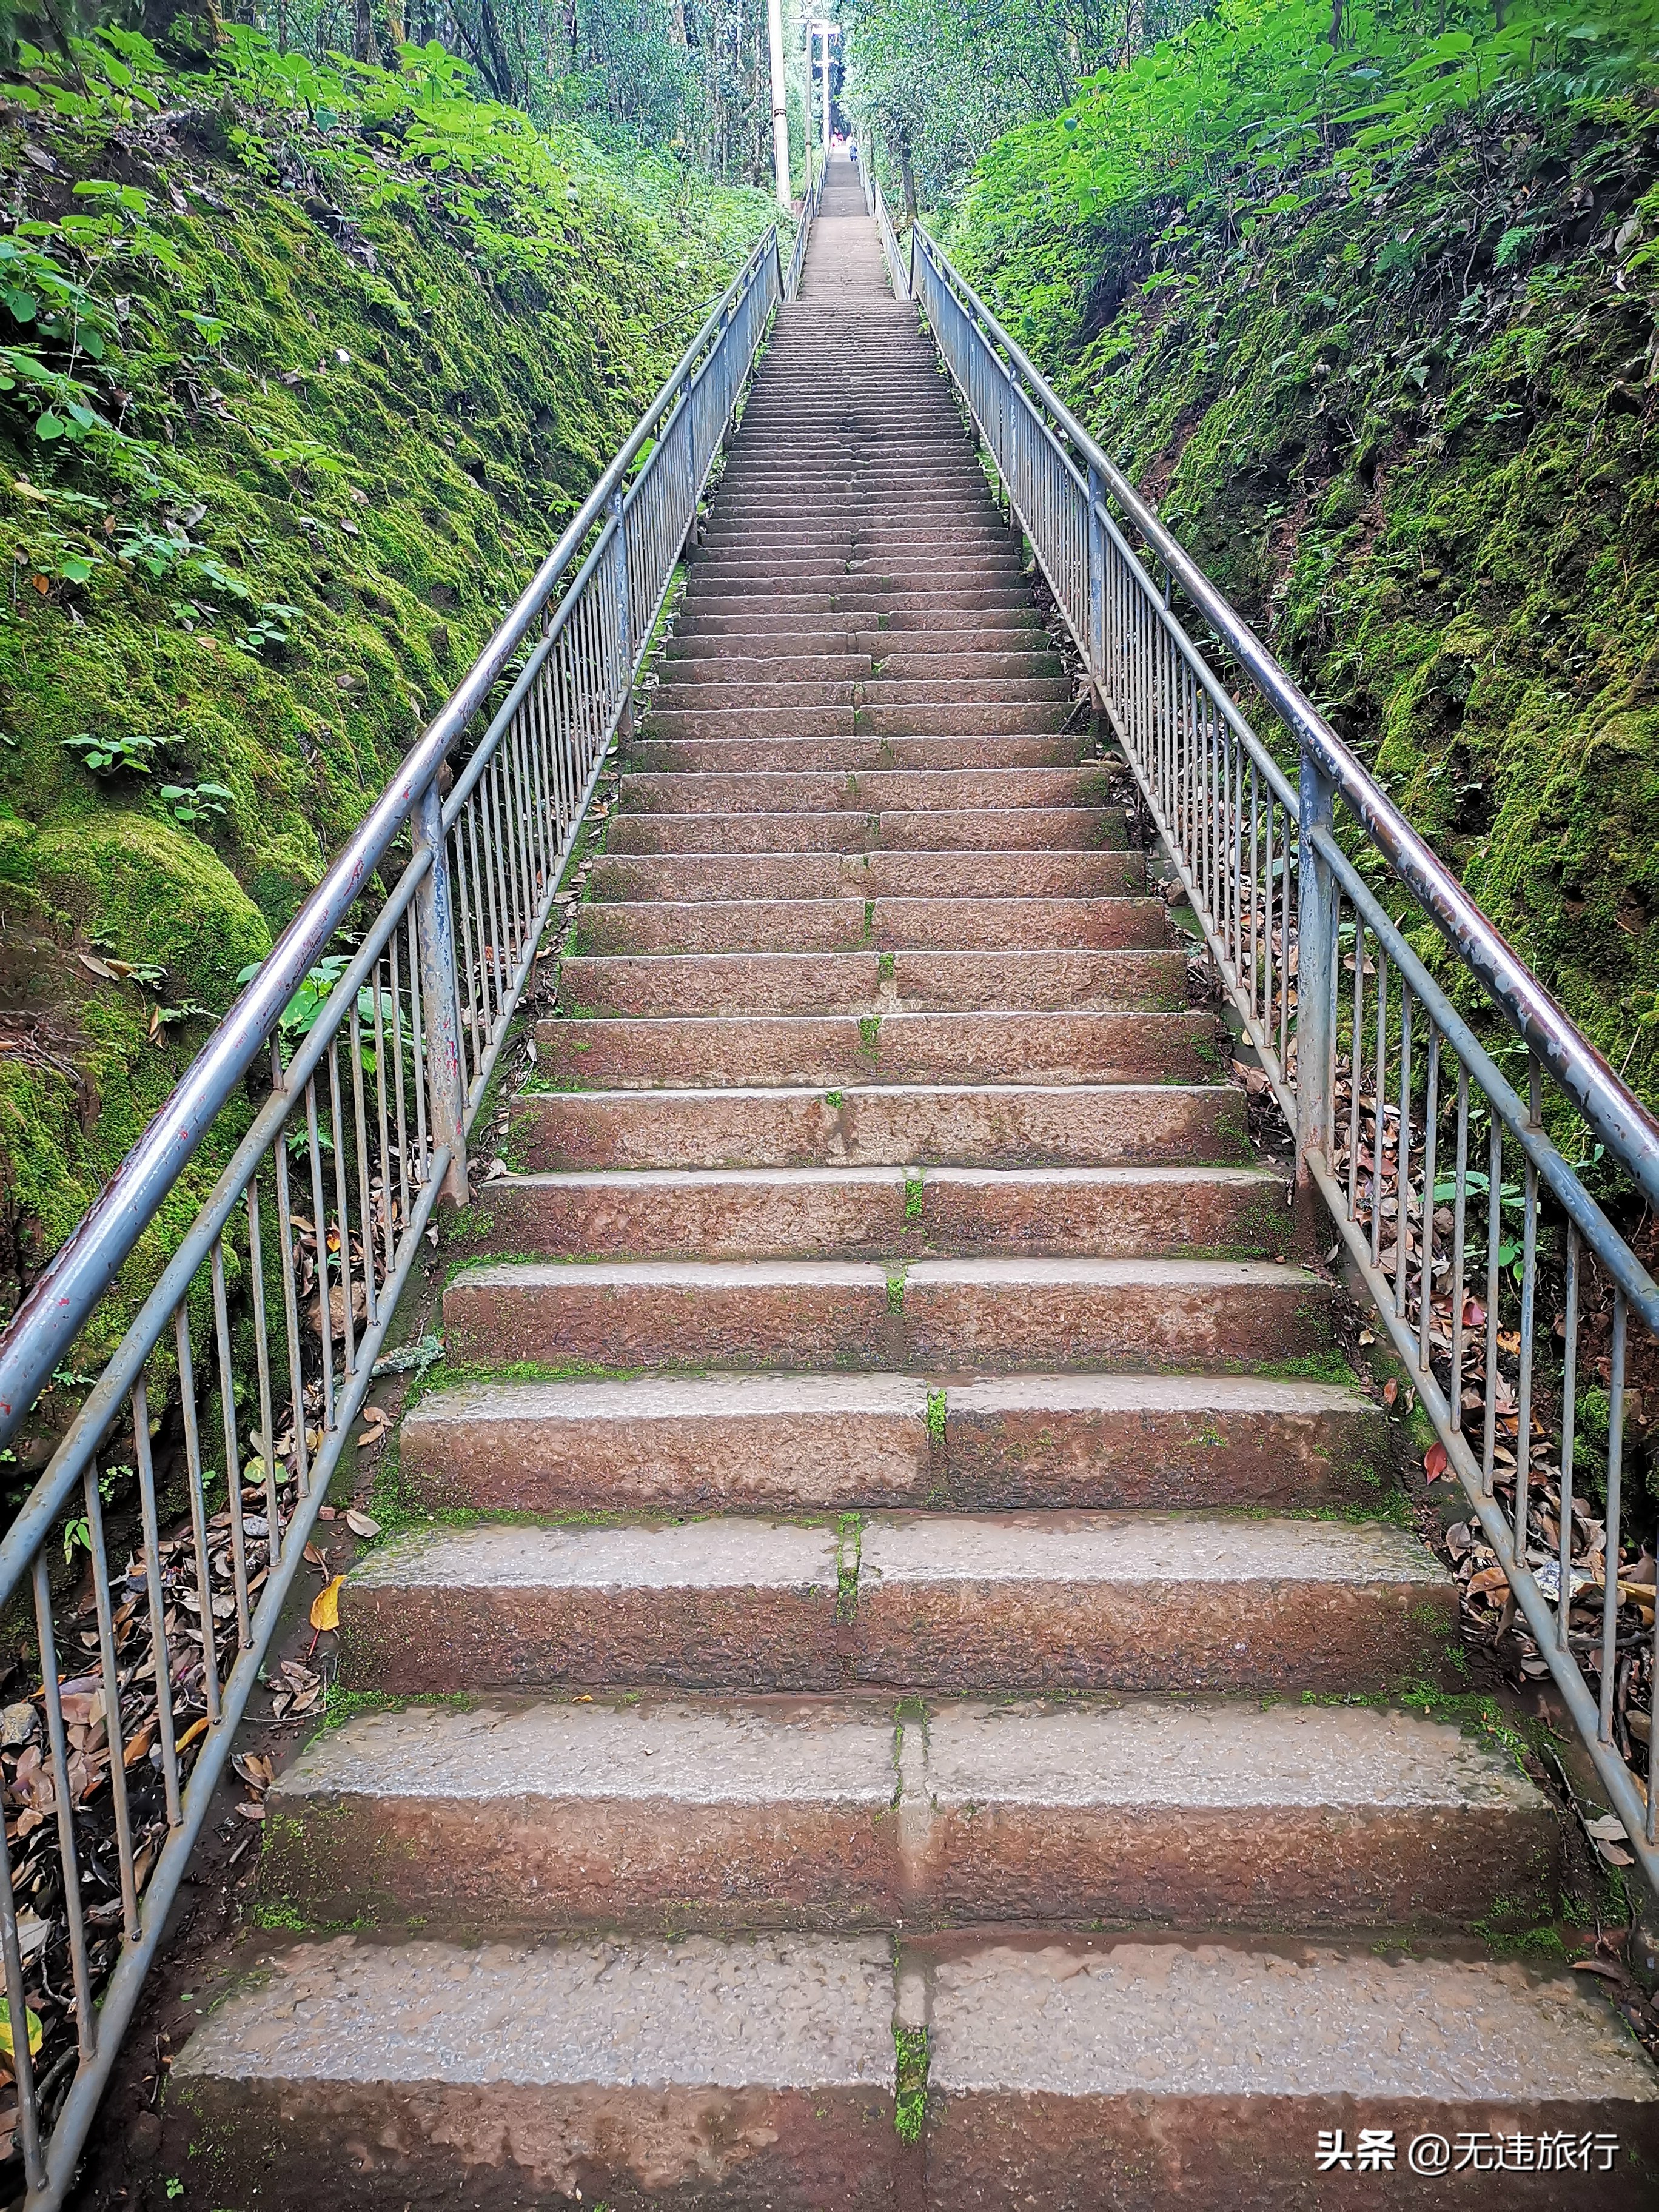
0,38,774,1355
957,89,1659,1111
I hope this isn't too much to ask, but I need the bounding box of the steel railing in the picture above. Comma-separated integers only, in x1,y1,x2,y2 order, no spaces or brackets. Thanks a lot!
894,198,1659,1901
785,146,825,298
0,215,789,2205
853,137,910,298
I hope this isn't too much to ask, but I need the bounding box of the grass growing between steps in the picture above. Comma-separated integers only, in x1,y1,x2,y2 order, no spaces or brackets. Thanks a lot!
894,2025,930,2145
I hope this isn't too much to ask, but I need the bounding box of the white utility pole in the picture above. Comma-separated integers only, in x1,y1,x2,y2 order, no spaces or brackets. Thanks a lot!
810,19,836,157
766,0,789,207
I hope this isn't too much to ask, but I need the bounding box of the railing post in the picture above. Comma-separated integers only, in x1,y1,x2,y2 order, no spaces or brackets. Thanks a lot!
1086,463,1107,712
1004,355,1022,544
411,774,468,1206
609,483,635,745
679,372,697,554
1296,748,1336,1195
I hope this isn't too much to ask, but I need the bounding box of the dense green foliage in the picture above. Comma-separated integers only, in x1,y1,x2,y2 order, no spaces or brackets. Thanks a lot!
1,0,820,190
0,27,772,1330
841,0,1208,215
946,0,1659,1112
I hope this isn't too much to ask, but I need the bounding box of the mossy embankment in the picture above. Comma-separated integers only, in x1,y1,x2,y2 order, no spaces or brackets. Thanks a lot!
0,32,774,1374
951,12,1659,1119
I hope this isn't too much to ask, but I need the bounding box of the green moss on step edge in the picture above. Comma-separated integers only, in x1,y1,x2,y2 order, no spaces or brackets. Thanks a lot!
894,2025,930,2145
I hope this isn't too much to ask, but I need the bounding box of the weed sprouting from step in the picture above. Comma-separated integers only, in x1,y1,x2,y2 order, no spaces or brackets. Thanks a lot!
825,1089,845,1109
878,951,896,984
886,1265,908,1315
858,1014,882,1056
926,1388,947,1447
835,1515,862,1623
863,899,876,941
894,2025,930,2144
903,1176,924,1225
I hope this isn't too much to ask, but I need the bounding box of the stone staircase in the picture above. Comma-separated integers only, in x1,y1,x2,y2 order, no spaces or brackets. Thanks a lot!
175,159,1659,2208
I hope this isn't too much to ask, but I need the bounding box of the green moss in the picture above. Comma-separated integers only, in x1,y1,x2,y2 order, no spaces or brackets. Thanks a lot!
894,2025,930,2145
957,84,1659,1130
0,49,772,1352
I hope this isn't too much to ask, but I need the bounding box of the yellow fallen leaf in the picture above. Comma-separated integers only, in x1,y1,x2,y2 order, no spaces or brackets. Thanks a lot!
174,1714,211,1754
309,1574,346,1632
0,1998,42,2065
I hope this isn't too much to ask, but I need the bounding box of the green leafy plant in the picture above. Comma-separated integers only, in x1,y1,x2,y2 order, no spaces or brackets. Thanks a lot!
61,729,165,777
158,782,233,825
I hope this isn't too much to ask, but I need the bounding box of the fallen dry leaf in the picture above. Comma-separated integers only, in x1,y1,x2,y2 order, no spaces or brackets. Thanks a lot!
309,1574,345,1632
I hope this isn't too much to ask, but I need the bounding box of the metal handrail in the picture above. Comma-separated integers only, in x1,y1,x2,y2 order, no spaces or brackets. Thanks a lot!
0,220,783,2207
785,145,825,299
856,142,910,299
910,217,1659,1900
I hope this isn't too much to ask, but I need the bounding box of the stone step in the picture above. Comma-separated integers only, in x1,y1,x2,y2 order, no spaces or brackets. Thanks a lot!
175,1930,1659,2208
655,654,1069,685
556,949,1182,1016
643,703,1077,740
603,806,1126,854
697,533,1019,561
626,735,1082,772
618,769,1111,816
440,1255,1330,1372
520,1084,1247,1185
919,1937,1659,2209
532,1007,1213,1089
686,590,1034,617
400,1369,1386,1515
568,896,1170,956
174,1934,903,2209
671,613,1045,642
646,675,1072,710
687,561,1030,589
336,1512,1447,1697
478,1162,1281,1261
260,1692,1553,1937
513,1081,1247,1171
585,851,1148,902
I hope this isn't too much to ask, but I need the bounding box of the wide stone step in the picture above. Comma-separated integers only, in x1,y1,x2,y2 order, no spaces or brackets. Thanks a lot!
643,702,1077,739
617,771,1114,820
532,1007,1213,1088
569,896,1169,956
672,613,1045,642
687,589,1039,617
645,676,1073,710
440,1255,1330,1371
477,1162,1281,1261
175,1930,1659,2208
335,1512,1447,1696
400,1369,1386,1515
513,1080,1247,1171
585,850,1148,902
603,805,1126,853
260,1692,1553,1937
626,734,1082,772
173,1933,902,2210
556,949,1182,1016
